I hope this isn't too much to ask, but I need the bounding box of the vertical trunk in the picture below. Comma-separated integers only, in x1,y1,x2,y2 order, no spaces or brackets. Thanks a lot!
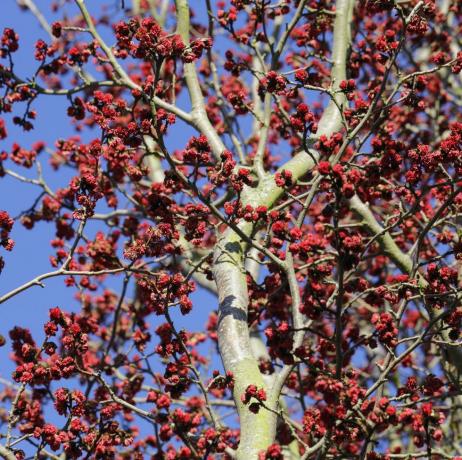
213,224,278,459
212,1,354,455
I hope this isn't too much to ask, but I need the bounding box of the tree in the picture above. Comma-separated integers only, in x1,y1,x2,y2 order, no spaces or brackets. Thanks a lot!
1,0,462,458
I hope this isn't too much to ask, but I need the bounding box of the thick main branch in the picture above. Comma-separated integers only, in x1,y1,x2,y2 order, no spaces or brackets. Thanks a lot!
212,1,354,458
174,0,226,158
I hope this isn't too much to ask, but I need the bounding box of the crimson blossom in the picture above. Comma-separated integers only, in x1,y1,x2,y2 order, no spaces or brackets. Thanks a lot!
1,0,462,459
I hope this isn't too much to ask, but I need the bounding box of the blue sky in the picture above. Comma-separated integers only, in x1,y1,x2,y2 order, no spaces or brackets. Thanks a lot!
0,1,79,373
0,0,220,386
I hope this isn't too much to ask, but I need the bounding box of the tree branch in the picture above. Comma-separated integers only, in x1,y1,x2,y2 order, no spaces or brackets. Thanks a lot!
174,0,226,158
212,1,355,457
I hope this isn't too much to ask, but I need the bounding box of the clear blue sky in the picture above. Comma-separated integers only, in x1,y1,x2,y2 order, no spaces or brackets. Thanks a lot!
0,0,218,382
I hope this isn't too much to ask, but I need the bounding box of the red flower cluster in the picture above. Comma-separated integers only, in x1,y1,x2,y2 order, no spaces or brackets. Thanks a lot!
258,443,283,460
0,210,14,253
1,28,19,55
259,71,287,95
371,312,398,348
114,17,211,63
241,384,267,413
290,103,317,133
274,169,293,187
0,209,14,272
